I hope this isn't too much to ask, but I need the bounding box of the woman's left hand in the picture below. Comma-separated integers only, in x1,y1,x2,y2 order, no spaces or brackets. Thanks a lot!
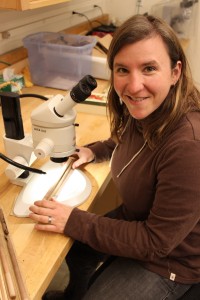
29,198,73,233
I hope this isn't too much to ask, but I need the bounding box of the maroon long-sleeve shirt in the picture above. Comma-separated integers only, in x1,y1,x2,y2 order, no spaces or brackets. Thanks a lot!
64,112,200,284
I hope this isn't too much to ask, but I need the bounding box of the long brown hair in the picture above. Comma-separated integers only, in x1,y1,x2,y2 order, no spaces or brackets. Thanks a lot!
107,14,200,149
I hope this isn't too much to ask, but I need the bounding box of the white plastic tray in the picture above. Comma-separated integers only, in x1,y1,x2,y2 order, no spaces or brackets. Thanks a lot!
13,160,92,217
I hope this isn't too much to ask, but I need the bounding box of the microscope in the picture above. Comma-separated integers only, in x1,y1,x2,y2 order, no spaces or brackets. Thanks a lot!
0,75,97,217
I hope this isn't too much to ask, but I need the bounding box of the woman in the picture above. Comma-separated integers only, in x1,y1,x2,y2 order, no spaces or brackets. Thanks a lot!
29,15,200,299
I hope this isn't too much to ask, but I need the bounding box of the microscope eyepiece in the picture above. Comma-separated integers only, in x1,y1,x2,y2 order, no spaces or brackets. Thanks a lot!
81,75,97,90
54,75,97,117
70,75,97,103
70,82,91,103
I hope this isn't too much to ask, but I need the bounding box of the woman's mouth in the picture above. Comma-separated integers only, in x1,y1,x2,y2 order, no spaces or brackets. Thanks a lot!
127,96,149,102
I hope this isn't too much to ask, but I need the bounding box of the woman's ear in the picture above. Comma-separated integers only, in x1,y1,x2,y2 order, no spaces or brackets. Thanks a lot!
172,60,182,85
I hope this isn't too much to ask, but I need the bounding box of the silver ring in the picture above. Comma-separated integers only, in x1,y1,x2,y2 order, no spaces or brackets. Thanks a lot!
48,216,52,224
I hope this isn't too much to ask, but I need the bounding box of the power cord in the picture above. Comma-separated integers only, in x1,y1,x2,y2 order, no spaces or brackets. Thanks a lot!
0,153,46,175
72,11,93,31
94,4,104,15
20,93,48,100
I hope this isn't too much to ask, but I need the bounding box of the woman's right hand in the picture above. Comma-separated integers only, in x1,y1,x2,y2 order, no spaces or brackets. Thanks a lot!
72,147,95,169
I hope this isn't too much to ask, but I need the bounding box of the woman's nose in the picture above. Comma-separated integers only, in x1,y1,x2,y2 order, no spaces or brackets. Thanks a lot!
126,72,144,94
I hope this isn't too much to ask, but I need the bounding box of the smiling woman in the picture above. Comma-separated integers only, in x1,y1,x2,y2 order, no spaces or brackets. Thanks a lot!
107,14,196,150
113,36,181,120
29,14,200,300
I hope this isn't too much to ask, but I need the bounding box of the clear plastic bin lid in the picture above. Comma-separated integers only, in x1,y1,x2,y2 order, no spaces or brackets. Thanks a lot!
23,32,97,50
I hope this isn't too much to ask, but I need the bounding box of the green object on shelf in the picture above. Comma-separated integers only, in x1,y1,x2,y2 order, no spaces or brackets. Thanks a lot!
0,74,24,92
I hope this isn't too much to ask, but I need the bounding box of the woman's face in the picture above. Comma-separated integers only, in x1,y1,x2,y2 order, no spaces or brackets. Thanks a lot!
113,35,182,120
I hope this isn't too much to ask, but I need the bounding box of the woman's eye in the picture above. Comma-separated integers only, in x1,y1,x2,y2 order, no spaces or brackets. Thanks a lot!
116,67,128,74
144,66,156,72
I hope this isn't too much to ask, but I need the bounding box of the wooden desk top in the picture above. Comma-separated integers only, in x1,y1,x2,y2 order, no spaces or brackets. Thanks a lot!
0,84,110,299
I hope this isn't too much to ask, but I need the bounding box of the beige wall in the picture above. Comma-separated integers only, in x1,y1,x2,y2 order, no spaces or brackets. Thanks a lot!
0,0,107,55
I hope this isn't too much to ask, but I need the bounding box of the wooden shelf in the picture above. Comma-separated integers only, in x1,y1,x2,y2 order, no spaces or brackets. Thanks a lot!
0,0,70,11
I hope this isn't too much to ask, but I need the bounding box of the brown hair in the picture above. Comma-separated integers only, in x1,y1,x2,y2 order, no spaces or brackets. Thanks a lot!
107,14,200,149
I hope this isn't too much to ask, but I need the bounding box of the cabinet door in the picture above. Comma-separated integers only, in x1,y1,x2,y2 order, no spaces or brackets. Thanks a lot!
0,0,70,11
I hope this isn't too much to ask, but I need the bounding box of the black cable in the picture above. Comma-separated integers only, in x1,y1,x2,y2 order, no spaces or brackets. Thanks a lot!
86,23,117,36
0,153,46,175
96,41,108,54
72,11,93,30
93,4,104,15
91,20,104,26
20,94,48,100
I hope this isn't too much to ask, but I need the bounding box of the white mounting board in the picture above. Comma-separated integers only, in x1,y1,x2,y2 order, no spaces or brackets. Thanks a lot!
13,160,92,217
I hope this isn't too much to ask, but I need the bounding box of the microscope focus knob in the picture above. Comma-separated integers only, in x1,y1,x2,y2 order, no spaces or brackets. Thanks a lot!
34,138,54,159
5,156,28,180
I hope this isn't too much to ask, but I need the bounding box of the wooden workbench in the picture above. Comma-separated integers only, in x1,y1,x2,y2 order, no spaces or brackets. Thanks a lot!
0,83,118,299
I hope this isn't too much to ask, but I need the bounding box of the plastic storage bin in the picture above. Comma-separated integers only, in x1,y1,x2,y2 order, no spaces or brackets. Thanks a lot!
23,32,97,90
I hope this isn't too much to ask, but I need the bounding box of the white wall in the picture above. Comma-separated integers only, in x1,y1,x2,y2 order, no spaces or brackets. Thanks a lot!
105,0,163,24
184,1,200,87
0,0,199,86
0,0,107,55
0,0,167,55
